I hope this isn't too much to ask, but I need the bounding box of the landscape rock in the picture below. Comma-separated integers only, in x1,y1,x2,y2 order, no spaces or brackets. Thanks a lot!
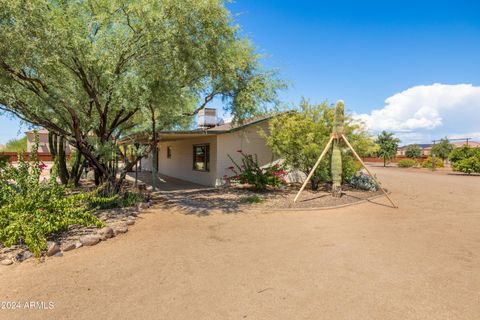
79,235,101,246
46,242,61,257
138,202,149,210
75,242,83,249
126,219,135,226
113,225,128,235
98,227,114,239
61,243,76,252
1,259,13,266
54,252,63,257
16,251,33,262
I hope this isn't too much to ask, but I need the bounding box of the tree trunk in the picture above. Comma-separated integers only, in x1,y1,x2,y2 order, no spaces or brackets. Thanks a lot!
57,135,70,184
383,157,386,167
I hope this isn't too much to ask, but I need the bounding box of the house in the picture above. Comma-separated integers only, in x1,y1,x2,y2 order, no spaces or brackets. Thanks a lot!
25,129,72,155
397,141,480,156
126,109,277,187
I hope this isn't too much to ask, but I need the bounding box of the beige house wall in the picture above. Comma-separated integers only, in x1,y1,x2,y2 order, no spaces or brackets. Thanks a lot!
147,121,274,187
157,135,218,186
26,131,72,154
215,121,274,186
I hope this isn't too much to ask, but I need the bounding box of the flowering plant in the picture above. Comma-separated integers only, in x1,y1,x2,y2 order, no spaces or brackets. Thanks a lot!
226,150,287,191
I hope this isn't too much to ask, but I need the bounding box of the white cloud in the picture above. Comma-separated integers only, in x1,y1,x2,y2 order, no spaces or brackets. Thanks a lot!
355,83,480,144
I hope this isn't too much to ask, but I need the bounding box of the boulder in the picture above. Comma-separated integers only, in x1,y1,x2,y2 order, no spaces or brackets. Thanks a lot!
126,219,135,226
79,235,101,246
46,242,61,257
138,202,149,210
54,252,63,257
75,242,83,249
113,225,128,235
98,227,114,239
61,243,76,252
1,259,13,266
15,251,33,262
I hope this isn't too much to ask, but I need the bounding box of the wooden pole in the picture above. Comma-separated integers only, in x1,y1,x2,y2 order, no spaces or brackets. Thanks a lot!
293,136,334,203
341,134,397,208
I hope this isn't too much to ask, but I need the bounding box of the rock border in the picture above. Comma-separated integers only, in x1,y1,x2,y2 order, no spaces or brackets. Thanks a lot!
0,200,153,267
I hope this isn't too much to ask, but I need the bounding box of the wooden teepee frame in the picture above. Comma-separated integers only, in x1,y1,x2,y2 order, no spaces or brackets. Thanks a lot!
293,132,397,208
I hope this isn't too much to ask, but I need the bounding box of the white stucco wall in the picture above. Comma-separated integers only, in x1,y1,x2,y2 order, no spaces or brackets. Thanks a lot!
157,135,218,186
215,121,274,186
143,121,275,187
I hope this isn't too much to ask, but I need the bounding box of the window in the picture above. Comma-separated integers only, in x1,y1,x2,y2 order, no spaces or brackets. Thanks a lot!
193,144,210,171
167,146,172,159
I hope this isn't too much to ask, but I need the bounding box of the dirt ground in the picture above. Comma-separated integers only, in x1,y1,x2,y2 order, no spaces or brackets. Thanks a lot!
1,166,480,320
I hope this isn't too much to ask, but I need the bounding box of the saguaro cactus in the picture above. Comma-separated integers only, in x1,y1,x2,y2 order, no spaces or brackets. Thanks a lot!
331,100,344,197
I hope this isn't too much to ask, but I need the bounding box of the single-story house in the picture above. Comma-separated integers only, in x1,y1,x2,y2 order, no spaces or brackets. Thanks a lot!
127,109,278,187
26,129,72,155
397,141,480,156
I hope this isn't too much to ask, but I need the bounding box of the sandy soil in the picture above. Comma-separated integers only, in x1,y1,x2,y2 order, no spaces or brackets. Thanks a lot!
1,166,480,320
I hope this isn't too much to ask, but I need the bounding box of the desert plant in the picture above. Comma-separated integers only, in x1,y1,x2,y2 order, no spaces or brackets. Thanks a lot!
449,145,480,174
405,144,422,158
397,158,417,168
421,157,444,168
265,100,373,190
349,172,378,192
331,101,344,197
0,132,103,256
227,152,286,191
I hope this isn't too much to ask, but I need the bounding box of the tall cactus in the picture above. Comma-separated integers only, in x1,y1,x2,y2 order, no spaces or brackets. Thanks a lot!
331,100,344,197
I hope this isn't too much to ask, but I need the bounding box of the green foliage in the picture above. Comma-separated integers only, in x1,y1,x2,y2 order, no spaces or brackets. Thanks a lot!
405,144,422,158
449,146,480,174
375,131,400,166
421,157,444,168
265,100,372,190
0,132,103,256
2,136,27,153
0,0,283,191
240,195,264,204
0,155,9,168
349,172,378,192
227,152,286,191
397,158,417,168
88,191,145,210
431,138,454,161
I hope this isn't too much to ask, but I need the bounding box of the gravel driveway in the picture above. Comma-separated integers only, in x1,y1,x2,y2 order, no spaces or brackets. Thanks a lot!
1,166,479,320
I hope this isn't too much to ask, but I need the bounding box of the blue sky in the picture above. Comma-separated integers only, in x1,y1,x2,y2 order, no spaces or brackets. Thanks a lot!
1,0,480,144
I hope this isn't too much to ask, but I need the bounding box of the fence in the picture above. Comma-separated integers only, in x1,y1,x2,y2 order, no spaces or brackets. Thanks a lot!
0,152,54,162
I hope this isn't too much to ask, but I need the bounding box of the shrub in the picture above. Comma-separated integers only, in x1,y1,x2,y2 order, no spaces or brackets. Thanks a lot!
397,158,417,168
240,195,264,204
449,146,480,174
405,144,422,158
0,132,103,256
349,172,378,191
227,151,286,191
421,157,444,168
88,191,145,210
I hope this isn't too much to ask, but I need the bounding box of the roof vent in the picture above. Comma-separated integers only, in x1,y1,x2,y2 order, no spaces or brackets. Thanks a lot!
198,108,217,128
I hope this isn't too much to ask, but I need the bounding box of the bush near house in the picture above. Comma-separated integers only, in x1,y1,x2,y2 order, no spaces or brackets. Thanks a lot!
264,100,373,190
227,151,286,191
449,145,480,174
421,157,444,169
397,158,417,168
0,133,103,257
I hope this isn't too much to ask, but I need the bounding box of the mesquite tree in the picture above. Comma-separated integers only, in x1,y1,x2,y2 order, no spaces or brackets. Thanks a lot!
0,0,282,192
331,100,344,197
